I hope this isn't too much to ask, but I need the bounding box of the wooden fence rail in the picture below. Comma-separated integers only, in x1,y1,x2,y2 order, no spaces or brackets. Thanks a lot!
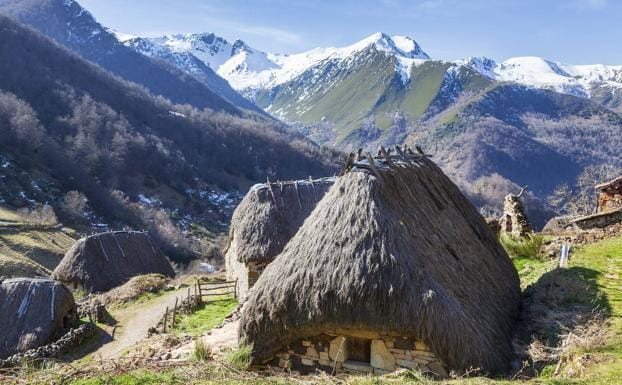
196,278,237,303
159,278,238,333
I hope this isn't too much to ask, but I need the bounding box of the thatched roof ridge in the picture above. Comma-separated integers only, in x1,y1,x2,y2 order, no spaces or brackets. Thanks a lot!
595,175,622,190
0,278,76,359
52,231,175,292
239,155,520,374
227,177,335,264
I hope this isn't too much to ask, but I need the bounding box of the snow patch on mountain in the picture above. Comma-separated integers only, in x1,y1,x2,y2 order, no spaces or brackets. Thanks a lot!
457,56,622,98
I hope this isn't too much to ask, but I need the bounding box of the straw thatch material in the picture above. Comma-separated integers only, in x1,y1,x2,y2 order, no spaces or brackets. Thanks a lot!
0,278,76,359
227,177,336,264
225,178,335,299
239,155,520,374
52,231,175,293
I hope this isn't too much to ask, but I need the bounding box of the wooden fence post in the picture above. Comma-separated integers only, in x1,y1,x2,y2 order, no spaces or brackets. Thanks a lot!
172,297,179,328
234,278,238,299
163,306,168,333
197,279,203,304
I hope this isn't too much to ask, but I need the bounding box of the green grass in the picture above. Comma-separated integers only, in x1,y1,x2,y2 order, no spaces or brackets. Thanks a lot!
194,338,212,362
224,342,253,371
69,370,183,385
500,233,545,259
172,298,238,336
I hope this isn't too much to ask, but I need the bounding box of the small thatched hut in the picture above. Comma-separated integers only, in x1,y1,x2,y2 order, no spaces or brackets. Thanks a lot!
239,154,520,376
0,277,77,359
225,177,335,299
52,231,175,293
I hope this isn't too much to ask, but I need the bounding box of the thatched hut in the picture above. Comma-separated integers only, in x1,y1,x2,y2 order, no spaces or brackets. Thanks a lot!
0,277,77,359
239,153,520,376
225,177,335,299
52,231,175,293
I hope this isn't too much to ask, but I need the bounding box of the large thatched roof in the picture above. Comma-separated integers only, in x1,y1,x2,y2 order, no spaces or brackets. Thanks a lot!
52,231,175,293
0,277,76,359
227,177,335,264
239,154,520,374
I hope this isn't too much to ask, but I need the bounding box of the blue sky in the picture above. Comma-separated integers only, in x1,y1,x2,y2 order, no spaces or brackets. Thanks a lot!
80,0,622,64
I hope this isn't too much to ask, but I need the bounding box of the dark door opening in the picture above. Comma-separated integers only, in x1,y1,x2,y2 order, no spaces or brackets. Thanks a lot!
346,337,371,363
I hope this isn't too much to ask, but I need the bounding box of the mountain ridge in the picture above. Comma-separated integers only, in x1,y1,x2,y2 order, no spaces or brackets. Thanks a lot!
0,0,263,115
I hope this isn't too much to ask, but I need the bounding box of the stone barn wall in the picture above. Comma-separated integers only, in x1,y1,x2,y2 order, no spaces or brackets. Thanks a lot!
268,330,447,378
598,191,622,213
225,241,268,300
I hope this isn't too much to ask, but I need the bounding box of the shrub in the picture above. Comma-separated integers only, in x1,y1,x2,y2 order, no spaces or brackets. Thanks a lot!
500,233,544,260
193,338,211,362
224,342,253,370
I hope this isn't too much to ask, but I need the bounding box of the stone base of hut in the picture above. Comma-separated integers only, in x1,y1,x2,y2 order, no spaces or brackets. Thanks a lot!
225,247,268,300
266,330,447,378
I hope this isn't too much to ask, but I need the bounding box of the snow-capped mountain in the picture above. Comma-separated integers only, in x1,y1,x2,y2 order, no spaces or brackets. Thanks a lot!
128,30,622,109
124,34,265,113
459,56,622,99
127,32,429,95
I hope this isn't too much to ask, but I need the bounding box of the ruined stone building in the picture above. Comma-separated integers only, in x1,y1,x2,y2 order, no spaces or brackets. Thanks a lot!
596,176,622,213
499,187,533,238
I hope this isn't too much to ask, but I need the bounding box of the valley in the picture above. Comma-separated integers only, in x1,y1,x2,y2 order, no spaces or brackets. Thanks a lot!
0,1,621,384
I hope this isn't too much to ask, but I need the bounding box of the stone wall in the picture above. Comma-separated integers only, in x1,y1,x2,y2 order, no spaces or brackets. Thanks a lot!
225,244,268,300
0,323,95,368
571,208,622,230
542,221,622,259
269,331,447,378
598,191,622,213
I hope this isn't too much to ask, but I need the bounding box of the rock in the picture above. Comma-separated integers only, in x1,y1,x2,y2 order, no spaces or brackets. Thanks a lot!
342,360,373,373
301,357,314,366
305,346,319,360
371,339,395,371
329,336,347,362
396,358,418,369
428,361,449,378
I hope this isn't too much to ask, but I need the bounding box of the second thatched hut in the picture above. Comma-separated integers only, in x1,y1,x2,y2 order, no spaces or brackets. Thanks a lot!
52,231,175,293
225,177,335,299
239,154,520,376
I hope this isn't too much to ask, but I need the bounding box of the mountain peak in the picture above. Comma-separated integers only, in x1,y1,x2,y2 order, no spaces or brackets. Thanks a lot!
344,32,430,60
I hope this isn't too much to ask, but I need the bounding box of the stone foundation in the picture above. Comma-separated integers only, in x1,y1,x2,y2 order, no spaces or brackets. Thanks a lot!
269,331,447,378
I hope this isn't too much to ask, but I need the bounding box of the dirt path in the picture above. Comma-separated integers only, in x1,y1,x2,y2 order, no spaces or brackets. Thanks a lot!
93,287,187,359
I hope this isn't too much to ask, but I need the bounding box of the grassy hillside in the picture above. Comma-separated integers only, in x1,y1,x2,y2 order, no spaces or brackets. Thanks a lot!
0,207,76,277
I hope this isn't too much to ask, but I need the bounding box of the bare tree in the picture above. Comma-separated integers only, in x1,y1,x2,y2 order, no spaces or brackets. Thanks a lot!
62,190,88,217
548,164,622,216
18,203,58,227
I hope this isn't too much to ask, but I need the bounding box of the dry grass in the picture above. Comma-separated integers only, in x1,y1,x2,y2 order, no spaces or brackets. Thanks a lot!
96,274,171,307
